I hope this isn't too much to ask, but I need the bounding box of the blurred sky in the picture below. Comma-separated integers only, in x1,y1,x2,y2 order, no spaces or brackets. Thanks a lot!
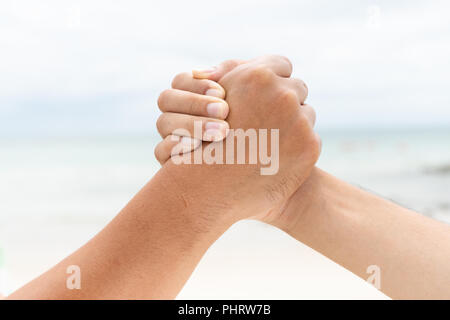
1,0,450,137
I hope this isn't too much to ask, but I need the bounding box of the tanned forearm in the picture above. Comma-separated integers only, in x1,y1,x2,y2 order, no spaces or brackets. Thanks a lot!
8,166,232,299
271,168,450,299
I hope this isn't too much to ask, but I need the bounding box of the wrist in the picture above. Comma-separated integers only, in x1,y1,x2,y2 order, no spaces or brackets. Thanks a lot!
158,162,238,232
262,167,332,232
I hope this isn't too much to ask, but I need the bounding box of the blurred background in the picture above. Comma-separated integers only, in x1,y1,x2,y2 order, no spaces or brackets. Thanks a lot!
0,0,449,299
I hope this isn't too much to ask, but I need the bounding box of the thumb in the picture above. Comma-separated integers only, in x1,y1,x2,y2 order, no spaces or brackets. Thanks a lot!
192,59,246,82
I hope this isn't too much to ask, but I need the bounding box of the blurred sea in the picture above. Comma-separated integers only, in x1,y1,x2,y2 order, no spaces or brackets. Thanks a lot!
2,127,449,224
0,127,449,297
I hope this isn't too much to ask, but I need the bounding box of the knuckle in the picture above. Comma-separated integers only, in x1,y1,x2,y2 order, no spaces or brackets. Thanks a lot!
280,55,293,70
276,89,299,108
156,113,166,134
154,144,162,162
221,59,240,70
302,81,308,100
171,72,190,89
301,110,315,130
186,96,196,115
292,78,307,92
302,129,321,163
288,78,308,101
296,112,310,129
306,105,316,121
261,54,292,71
157,89,172,111
315,134,322,158
271,54,292,66
310,135,322,162
246,65,273,85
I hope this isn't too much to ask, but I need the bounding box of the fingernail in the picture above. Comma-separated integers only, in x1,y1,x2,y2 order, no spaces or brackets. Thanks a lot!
204,129,223,141
204,122,227,141
206,102,226,118
205,121,225,130
205,88,224,98
192,66,217,78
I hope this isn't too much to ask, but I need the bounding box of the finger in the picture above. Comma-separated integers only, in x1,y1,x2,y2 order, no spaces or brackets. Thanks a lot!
256,54,293,77
156,112,229,141
171,72,226,99
285,77,308,104
158,89,229,119
192,59,246,82
155,135,201,165
300,104,316,127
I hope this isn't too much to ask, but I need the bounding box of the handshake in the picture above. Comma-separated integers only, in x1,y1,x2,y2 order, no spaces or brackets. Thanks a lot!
155,55,321,223
8,56,450,300
152,55,449,300
155,55,318,178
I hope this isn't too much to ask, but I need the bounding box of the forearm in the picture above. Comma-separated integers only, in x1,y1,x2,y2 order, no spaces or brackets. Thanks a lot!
8,166,231,299
274,168,450,299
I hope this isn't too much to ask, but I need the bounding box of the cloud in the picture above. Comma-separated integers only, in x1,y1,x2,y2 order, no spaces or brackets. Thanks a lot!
0,0,449,136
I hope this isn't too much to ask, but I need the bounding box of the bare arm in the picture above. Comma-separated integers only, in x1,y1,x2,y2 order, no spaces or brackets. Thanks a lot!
8,55,317,299
157,63,450,300
269,168,450,299
8,167,232,299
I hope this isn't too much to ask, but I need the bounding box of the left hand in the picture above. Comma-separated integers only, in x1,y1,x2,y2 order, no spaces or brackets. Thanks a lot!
155,73,230,164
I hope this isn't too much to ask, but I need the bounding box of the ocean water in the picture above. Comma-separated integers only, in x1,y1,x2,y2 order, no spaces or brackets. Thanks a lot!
317,127,450,223
0,127,449,297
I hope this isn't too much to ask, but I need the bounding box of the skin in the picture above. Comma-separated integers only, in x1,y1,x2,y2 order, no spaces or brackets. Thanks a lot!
270,168,450,300
156,59,450,299
7,55,320,299
156,56,320,221
9,169,231,299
